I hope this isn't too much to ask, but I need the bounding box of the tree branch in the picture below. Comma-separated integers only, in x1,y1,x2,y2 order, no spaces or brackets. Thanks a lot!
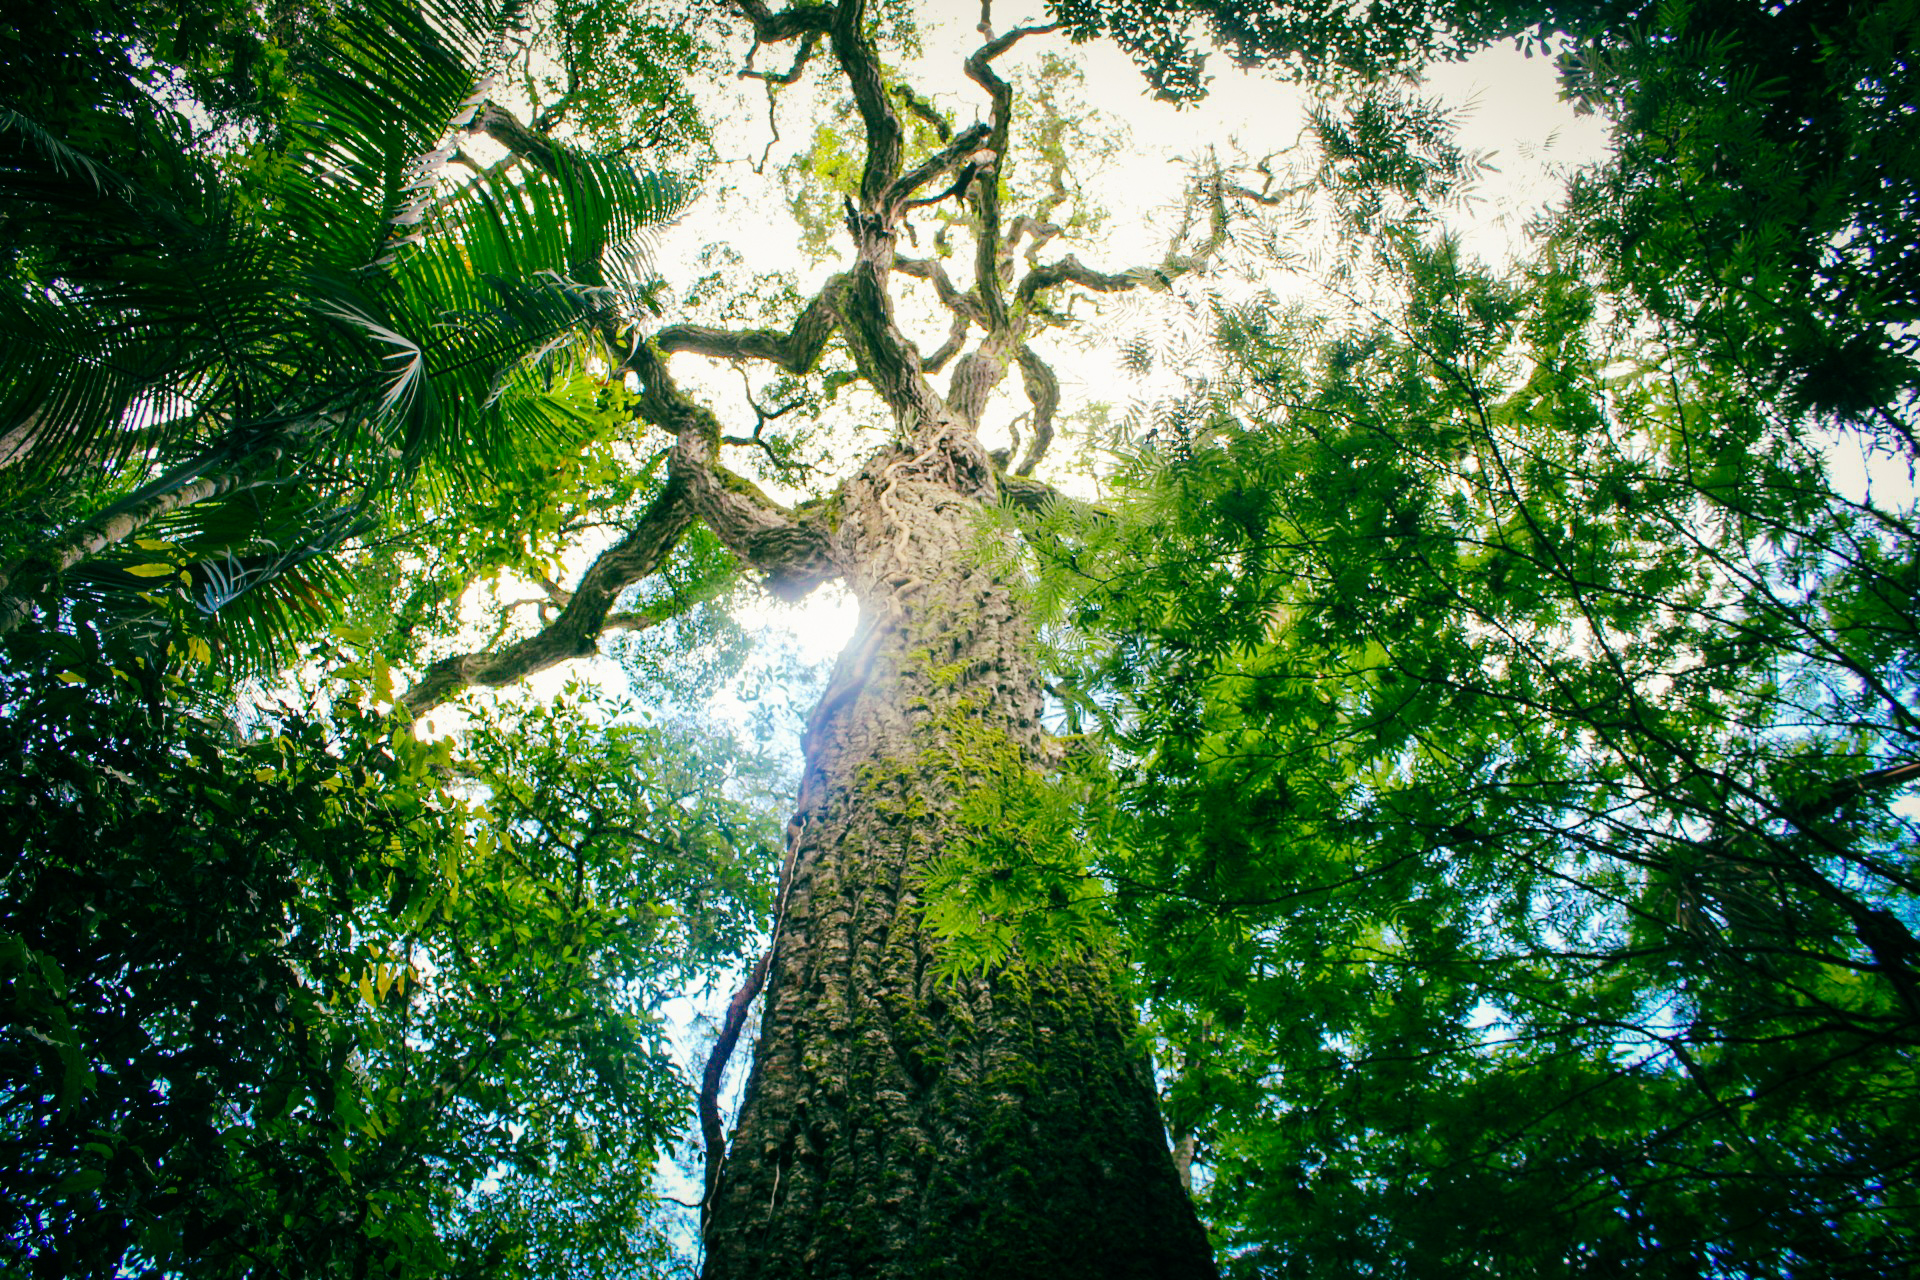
826,0,902,212
0,439,295,636
892,83,952,141
886,122,992,214
1012,344,1059,475
398,478,697,715
892,255,984,325
996,471,1106,521
730,0,833,45
920,312,971,373
1017,255,1160,303
1784,760,1920,825
471,101,569,182
895,23,1066,438
654,276,848,374
955,22,1057,317
626,341,839,599
739,30,821,84
701,948,772,1226
1005,213,1064,266
1016,168,1230,307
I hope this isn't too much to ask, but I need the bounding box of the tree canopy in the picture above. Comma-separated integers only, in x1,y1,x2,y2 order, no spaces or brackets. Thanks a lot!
3,0,1915,1276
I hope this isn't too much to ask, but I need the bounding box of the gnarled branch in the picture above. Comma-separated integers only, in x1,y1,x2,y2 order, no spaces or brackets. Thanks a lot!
471,101,568,181
888,122,993,215
920,312,971,373
954,22,1057,322
997,470,1107,522
1017,254,1159,304
626,342,839,599
740,29,820,84
399,478,697,715
655,275,848,374
830,0,903,212
893,255,984,325
1012,344,1059,475
1016,169,1231,307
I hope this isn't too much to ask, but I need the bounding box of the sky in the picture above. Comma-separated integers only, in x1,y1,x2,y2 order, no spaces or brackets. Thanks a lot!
648,10,1612,673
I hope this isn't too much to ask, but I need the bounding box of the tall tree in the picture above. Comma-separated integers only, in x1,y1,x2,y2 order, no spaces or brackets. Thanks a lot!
607,4,1219,1274
6,0,1915,1275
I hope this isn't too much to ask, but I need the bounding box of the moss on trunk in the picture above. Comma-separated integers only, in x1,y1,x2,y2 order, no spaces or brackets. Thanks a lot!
700,438,1215,1279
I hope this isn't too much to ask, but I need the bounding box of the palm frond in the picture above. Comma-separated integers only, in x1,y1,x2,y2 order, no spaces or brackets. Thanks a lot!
2,0,688,671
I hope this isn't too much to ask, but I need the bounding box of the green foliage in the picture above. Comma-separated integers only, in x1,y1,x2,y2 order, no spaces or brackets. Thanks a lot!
1062,0,1919,435
0,0,313,220
8,0,1918,1274
1035,220,1918,1275
782,117,867,260
523,0,721,154
1552,0,1920,430
0,620,777,1276
1048,0,1535,99
0,0,687,670
606,531,755,709
907,687,1115,979
333,380,683,676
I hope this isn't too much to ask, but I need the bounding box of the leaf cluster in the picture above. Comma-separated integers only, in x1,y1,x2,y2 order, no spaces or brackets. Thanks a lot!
1032,225,1918,1275
0,618,778,1277
1,0,686,670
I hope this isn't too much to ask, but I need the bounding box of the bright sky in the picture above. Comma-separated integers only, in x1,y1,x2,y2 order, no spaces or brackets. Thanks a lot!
658,12,1611,673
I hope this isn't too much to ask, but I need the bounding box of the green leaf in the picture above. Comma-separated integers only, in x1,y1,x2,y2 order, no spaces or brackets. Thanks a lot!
52,1169,106,1197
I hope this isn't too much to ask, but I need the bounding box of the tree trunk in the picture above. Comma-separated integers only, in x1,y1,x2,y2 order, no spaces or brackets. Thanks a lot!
700,434,1215,1278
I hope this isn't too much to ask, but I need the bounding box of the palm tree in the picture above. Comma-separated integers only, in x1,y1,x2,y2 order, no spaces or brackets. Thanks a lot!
0,0,680,666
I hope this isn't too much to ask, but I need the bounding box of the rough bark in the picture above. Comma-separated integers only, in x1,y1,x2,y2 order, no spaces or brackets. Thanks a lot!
699,435,1214,1278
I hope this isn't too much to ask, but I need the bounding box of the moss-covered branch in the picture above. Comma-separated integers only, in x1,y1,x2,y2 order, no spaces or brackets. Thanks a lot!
625,342,840,599
398,477,697,715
